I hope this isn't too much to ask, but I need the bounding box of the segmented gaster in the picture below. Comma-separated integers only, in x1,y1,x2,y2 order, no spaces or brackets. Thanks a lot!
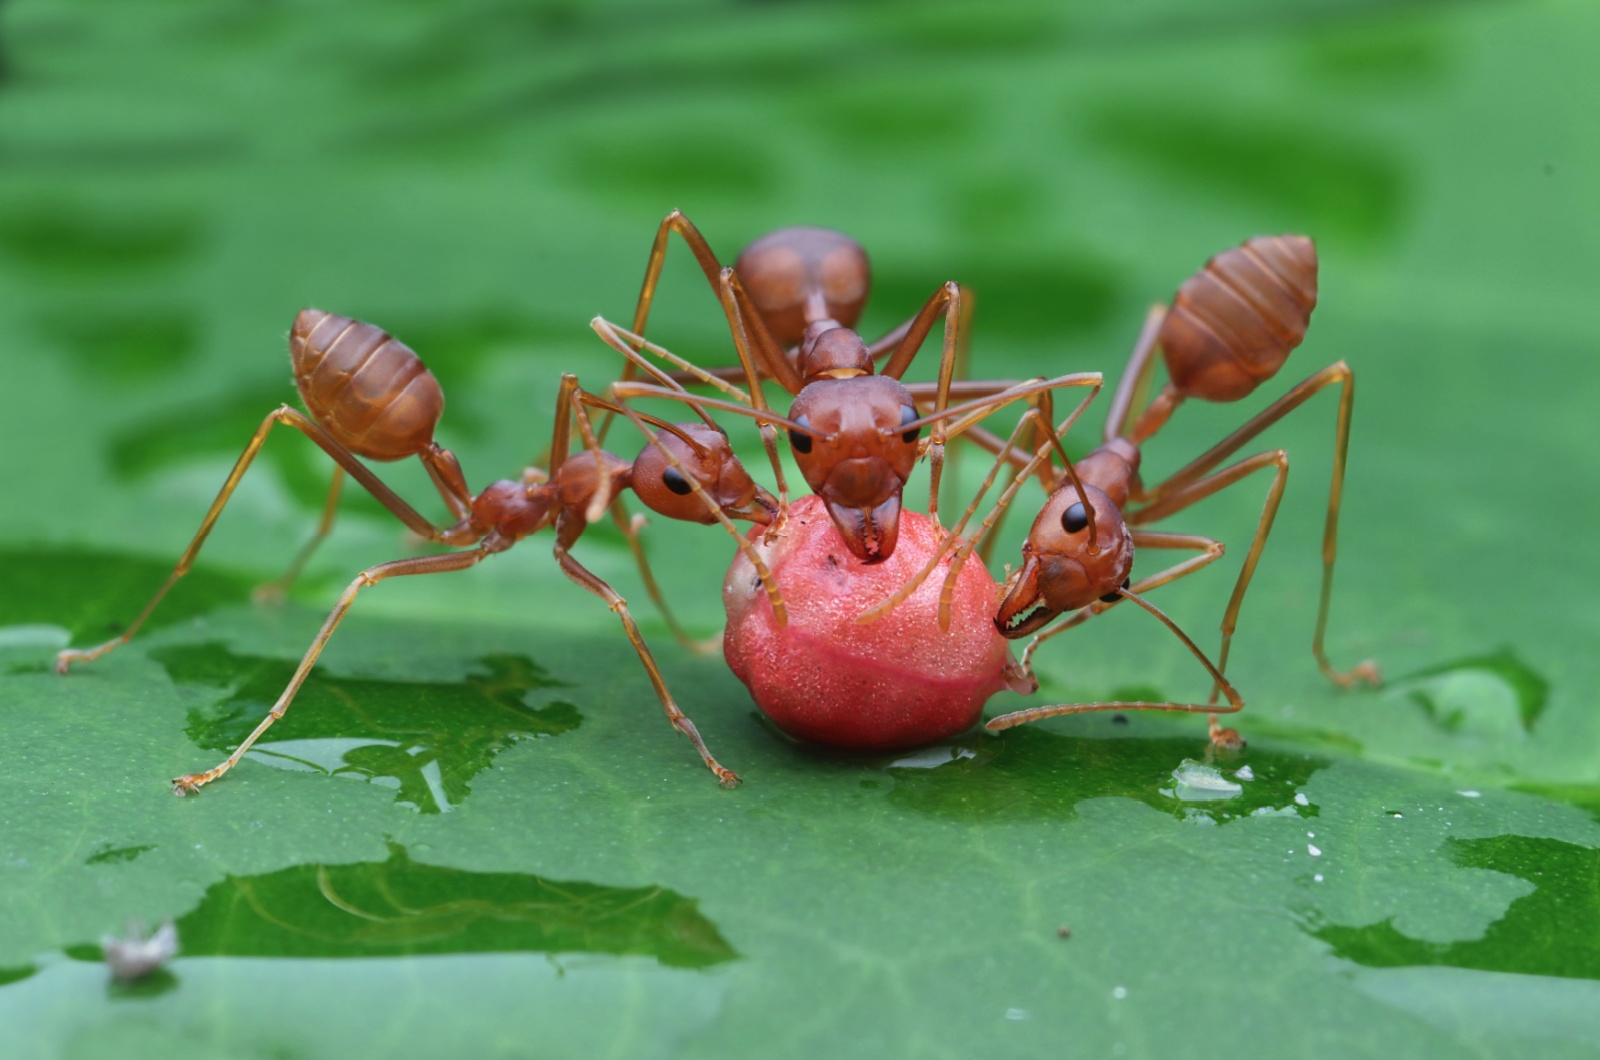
1156,235,1318,403
291,309,445,461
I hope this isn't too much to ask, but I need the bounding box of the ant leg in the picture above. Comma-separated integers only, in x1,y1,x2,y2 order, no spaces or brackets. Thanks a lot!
864,316,915,363
986,588,1245,747
607,496,722,656
552,539,739,787
1133,450,1288,701
172,546,493,795
254,467,346,604
717,271,796,503
599,211,734,444
870,286,966,515
879,282,962,527
1132,362,1377,688
630,210,727,340
420,444,473,521
1104,305,1167,443
584,376,731,651
55,406,459,674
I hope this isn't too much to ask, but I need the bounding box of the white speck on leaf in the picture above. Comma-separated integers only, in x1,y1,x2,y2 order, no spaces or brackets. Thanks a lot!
1294,792,1310,807
102,919,178,981
1308,844,1322,857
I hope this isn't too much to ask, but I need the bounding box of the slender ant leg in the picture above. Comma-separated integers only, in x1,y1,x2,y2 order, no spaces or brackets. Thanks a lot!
603,210,800,442
172,545,495,795
879,281,963,528
985,586,1245,747
55,406,455,674
607,496,722,656
569,382,721,653
254,466,346,604
1131,361,1378,688
1103,305,1167,443
551,513,740,788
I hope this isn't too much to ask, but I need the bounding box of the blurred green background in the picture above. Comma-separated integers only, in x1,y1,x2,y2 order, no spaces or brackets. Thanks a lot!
0,1,1597,1057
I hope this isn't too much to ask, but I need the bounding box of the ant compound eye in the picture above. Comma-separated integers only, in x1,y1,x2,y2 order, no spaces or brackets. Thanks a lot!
662,466,693,496
1100,577,1130,605
899,405,920,445
789,415,814,455
1061,502,1089,534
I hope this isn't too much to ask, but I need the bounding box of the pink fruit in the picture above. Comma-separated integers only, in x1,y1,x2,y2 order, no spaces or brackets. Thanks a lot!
723,495,1030,750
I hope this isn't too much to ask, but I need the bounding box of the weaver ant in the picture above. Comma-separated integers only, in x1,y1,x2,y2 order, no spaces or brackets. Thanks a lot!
862,235,1380,746
55,309,785,791
602,211,985,563
610,213,1112,565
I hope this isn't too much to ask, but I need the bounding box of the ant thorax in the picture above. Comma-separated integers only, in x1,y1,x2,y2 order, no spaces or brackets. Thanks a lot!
796,323,873,382
466,480,558,543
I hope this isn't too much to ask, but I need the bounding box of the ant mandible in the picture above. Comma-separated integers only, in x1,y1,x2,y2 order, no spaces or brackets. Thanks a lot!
863,235,1380,746
54,309,784,791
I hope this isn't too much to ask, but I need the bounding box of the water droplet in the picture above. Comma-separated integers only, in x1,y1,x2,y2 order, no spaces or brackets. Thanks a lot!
1112,986,1127,999
1168,759,1241,801
1308,844,1322,857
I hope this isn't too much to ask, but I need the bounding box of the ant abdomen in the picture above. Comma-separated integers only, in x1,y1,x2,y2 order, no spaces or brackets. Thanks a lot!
291,309,445,461
1157,235,1317,403
734,227,871,345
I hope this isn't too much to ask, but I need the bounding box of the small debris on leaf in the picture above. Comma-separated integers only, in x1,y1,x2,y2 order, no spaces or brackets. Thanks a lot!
101,919,177,981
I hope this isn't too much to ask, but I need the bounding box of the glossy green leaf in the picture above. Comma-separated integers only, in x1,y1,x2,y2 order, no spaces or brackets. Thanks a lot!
1,1,1597,1057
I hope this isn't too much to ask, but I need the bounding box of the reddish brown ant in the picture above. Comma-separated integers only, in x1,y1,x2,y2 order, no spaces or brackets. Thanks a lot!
606,211,979,563
54,309,786,791
590,317,1103,587
862,235,1380,745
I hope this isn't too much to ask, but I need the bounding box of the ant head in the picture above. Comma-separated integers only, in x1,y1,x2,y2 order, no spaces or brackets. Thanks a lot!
632,423,777,526
994,484,1134,639
734,227,870,346
784,376,920,563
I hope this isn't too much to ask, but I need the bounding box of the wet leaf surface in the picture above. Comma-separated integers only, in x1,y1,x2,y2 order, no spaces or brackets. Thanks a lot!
0,1,1596,1057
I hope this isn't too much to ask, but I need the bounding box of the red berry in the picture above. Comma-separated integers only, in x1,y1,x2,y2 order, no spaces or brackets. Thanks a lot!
723,495,1030,750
